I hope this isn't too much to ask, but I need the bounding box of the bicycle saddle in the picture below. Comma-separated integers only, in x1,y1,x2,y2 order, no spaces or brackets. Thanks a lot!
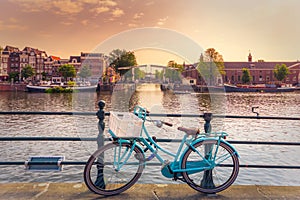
178,127,200,136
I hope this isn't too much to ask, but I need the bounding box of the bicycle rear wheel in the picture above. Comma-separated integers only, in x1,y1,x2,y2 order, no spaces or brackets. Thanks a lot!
84,142,145,196
181,140,239,194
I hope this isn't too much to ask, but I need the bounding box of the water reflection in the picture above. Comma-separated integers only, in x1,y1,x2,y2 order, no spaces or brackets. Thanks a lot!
0,90,299,185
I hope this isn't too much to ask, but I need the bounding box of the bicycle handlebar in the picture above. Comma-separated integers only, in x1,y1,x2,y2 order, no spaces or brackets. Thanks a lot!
161,121,173,127
134,105,173,127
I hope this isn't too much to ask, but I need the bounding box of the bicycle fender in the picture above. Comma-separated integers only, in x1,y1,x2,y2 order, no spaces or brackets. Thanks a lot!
179,138,240,165
113,139,146,161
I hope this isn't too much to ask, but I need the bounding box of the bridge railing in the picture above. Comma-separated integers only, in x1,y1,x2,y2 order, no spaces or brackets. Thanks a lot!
0,107,300,170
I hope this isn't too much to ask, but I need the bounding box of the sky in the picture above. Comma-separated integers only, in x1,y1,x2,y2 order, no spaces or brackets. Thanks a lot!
1,0,300,65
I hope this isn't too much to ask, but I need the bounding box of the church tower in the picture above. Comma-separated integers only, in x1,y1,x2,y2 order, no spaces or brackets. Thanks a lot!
248,51,252,62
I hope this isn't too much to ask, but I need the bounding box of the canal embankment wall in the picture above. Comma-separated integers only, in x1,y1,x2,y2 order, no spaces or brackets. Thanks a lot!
0,183,299,200
0,83,27,92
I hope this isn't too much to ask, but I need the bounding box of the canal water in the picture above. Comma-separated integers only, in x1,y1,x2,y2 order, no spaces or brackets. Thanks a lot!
0,87,299,186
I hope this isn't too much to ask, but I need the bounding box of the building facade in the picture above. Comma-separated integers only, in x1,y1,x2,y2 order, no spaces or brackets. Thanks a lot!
0,45,109,83
182,53,300,86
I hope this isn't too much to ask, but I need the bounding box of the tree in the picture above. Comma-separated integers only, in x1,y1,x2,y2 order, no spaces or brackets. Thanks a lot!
78,65,91,79
197,48,225,85
21,65,35,80
241,68,252,84
155,70,163,80
167,60,184,72
108,49,127,64
0,46,3,62
165,68,181,83
41,72,48,81
134,68,145,80
274,64,290,82
109,49,137,76
58,64,76,81
8,72,19,82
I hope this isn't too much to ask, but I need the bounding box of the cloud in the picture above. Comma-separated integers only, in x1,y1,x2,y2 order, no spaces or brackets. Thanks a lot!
145,1,155,6
157,16,168,26
133,12,144,20
60,21,73,26
9,0,117,15
52,0,84,14
0,20,27,31
81,20,89,26
112,8,124,18
99,0,117,7
93,6,110,14
128,23,138,27
9,0,53,12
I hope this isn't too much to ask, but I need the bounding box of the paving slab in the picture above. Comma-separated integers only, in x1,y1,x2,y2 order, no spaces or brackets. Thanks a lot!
0,183,299,200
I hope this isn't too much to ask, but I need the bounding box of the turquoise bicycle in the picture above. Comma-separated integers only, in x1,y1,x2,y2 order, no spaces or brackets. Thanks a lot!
84,105,239,196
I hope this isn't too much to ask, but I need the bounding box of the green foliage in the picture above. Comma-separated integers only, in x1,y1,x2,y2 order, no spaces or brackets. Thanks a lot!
67,81,76,86
134,68,145,79
155,70,163,80
78,65,91,79
203,48,226,75
197,48,225,85
108,49,127,64
41,72,48,81
168,61,184,72
241,68,252,84
45,86,73,93
165,68,181,82
109,49,137,76
273,64,290,82
8,72,19,82
21,64,35,79
58,64,76,80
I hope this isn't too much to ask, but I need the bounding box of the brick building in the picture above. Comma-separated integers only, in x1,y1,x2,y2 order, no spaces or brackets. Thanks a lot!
182,53,300,86
0,45,109,83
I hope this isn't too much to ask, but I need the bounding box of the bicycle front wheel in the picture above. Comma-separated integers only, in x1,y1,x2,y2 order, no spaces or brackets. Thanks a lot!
181,140,239,194
84,142,145,196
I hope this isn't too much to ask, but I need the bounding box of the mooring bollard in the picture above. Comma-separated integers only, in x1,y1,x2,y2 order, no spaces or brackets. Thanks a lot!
95,100,106,188
201,112,216,191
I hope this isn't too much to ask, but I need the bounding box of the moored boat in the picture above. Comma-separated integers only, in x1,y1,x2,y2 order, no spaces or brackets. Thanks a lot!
224,84,295,92
26,84,97,92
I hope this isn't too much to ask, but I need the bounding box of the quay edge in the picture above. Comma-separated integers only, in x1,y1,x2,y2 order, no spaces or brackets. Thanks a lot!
0,83,27,92
0,183,299,200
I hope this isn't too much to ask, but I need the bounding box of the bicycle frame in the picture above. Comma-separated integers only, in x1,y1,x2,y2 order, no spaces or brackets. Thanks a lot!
84,105,240,196
108,106,239,179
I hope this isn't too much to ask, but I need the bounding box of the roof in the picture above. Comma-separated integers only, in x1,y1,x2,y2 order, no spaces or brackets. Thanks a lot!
69,56,81,63
4,45,20,52
50,56,60,61
224,61,300,70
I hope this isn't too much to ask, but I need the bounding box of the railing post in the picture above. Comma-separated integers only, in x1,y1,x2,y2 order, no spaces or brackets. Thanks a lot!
204,113,212,133
96,100,106,149
95,100,106,188
201,113,216,190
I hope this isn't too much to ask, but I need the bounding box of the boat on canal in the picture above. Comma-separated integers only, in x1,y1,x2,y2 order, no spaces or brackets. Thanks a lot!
224,84,296,92
26,84,97,92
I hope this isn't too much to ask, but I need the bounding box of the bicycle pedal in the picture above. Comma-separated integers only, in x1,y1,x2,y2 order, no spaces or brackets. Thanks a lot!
173,177,186,183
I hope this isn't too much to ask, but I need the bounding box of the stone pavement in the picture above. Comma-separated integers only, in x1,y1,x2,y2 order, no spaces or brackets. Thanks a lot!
0,183,299,200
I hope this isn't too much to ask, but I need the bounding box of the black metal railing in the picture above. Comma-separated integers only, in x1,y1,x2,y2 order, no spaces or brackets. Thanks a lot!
0,107,299,170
